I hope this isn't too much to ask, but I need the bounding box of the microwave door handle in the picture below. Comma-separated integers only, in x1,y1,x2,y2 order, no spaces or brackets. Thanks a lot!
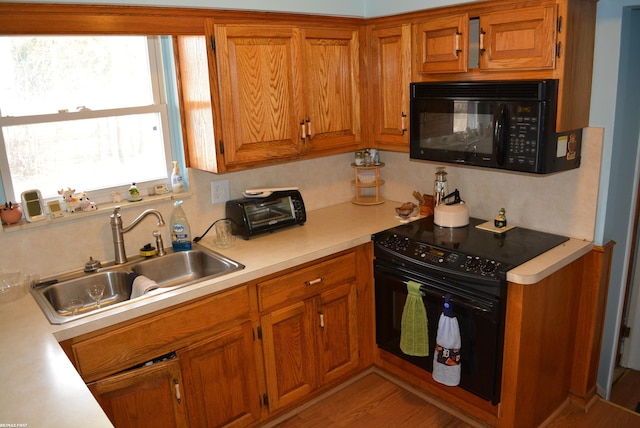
493,103,508,166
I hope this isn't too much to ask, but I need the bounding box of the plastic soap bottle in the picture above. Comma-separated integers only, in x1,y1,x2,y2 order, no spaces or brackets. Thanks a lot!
171,161,184,193
170,200,192,251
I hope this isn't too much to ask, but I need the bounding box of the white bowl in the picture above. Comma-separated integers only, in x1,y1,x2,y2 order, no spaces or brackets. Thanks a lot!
358,173,376,184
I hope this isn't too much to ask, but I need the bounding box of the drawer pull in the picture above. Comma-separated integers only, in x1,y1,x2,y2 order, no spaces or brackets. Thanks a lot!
174,379,182,404
304,277,324,286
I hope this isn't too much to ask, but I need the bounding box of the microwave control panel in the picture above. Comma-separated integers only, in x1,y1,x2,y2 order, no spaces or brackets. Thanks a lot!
506,102,541,169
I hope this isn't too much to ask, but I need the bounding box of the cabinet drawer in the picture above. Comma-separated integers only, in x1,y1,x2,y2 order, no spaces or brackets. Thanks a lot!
71,285,251,382
258,251,356,312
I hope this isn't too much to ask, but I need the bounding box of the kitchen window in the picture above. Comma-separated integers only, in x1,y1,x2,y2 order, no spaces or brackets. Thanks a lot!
0,35,182,205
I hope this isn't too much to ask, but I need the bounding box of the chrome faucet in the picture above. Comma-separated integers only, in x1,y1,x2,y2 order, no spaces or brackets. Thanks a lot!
110,206,166,264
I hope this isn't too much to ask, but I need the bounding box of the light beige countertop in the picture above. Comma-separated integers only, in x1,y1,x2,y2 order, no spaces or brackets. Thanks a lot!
0,201,592,427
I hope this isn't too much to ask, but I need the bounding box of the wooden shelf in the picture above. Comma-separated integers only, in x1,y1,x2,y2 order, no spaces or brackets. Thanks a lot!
351,163,384,205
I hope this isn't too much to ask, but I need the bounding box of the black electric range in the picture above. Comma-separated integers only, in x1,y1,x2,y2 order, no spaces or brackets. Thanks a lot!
373,216,569,290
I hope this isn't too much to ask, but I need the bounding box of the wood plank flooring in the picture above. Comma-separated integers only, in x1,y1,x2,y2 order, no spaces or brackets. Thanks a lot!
268,370,640,428
610,368,640,413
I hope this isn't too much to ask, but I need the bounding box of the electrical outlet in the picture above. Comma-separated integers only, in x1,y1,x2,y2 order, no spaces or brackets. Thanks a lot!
211,179,230,204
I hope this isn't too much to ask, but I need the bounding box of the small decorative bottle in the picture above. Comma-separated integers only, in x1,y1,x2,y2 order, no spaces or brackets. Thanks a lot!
128,183,142,202
171,161,184,193
494,208,507,228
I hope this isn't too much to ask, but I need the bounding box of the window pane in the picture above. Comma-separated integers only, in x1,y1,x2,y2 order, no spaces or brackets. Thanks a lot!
4,112,167,199
0,36,154,116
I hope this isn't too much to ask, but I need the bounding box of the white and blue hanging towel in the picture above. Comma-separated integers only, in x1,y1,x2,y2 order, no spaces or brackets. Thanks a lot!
432,294,461,386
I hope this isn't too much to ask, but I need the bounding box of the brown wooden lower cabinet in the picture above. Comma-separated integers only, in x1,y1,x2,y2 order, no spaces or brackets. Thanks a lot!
67,246,368,428
178,322,262,428
260,282,359,412
87,358,188,428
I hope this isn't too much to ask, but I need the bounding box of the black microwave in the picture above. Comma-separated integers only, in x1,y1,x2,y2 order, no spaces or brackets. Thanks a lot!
409,79,582,174
225,189,306,239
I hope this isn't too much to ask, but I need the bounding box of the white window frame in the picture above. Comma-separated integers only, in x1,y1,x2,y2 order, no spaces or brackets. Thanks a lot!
0,35,176,205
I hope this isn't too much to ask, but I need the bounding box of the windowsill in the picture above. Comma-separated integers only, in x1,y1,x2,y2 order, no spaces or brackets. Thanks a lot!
1,191,192,234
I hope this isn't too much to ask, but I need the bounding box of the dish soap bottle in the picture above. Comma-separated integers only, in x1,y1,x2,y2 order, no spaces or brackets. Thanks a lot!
170,200,192,251
171,161,184,193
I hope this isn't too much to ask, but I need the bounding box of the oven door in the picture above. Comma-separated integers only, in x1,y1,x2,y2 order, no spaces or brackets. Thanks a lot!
374,261,504,404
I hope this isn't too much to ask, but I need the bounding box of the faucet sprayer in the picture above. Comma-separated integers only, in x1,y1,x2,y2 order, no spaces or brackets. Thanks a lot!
111,207,166,264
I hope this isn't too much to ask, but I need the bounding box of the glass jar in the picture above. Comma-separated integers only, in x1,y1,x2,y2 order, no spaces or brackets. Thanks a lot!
354,151,364,166
363,149,371,166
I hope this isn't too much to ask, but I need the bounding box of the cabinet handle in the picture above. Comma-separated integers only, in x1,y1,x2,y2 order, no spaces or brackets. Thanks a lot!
401,112,407,134
304,277,324,286
301,120,306,140
174,379,182,404
318,311,324,329
454,31,462,57
479,28,486,55
306,118,312,140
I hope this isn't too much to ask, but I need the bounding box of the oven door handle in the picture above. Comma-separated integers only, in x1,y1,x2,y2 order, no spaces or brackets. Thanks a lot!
411,282,493,314
374,264,498,314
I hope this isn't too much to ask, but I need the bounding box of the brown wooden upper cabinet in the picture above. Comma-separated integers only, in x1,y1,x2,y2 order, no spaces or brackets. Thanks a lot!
370,24,411,151
213,24,304,169
416,13,469,74
416,4,557,74
300,28,361,156
177,19,361,173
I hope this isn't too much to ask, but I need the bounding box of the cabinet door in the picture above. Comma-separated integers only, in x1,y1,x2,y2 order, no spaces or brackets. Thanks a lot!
178,322,262,428
317,282,359,385
214,24,304,167
301,27,361,154
175,35,220,173
261,299,318,411
88,359,187,428
479,5,557,70
416,13,468,74
371,24,411,151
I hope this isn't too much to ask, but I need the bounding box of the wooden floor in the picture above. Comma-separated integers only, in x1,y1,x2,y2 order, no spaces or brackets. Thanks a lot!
269,370,640,428
610,368,640,412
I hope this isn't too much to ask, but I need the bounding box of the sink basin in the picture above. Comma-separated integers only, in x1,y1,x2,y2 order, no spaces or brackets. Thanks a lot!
130,249,240,288
31,247,244,324
39,270,131,318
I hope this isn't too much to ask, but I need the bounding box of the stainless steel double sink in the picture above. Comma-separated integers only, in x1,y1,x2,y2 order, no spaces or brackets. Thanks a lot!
31,247,244,324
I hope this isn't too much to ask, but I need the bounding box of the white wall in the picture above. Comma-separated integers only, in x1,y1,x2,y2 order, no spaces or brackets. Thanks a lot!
589,2,640,399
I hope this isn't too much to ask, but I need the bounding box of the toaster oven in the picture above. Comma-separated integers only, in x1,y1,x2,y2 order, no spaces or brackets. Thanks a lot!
225,189,306,239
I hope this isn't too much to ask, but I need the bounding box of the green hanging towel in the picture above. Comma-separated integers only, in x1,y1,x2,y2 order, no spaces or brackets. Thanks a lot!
400,280,429,357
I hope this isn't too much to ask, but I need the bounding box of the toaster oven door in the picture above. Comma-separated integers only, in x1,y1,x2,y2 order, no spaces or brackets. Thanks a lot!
244,196,299,234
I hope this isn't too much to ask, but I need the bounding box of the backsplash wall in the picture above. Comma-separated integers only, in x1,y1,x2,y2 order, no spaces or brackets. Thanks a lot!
0,128,601,278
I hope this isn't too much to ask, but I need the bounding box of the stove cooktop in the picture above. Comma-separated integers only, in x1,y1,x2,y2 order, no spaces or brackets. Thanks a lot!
374,216,569,280
380,216,569,266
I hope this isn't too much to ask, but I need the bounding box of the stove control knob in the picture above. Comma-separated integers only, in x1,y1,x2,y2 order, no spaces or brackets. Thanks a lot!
465,256,481,270
481,261,497,274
